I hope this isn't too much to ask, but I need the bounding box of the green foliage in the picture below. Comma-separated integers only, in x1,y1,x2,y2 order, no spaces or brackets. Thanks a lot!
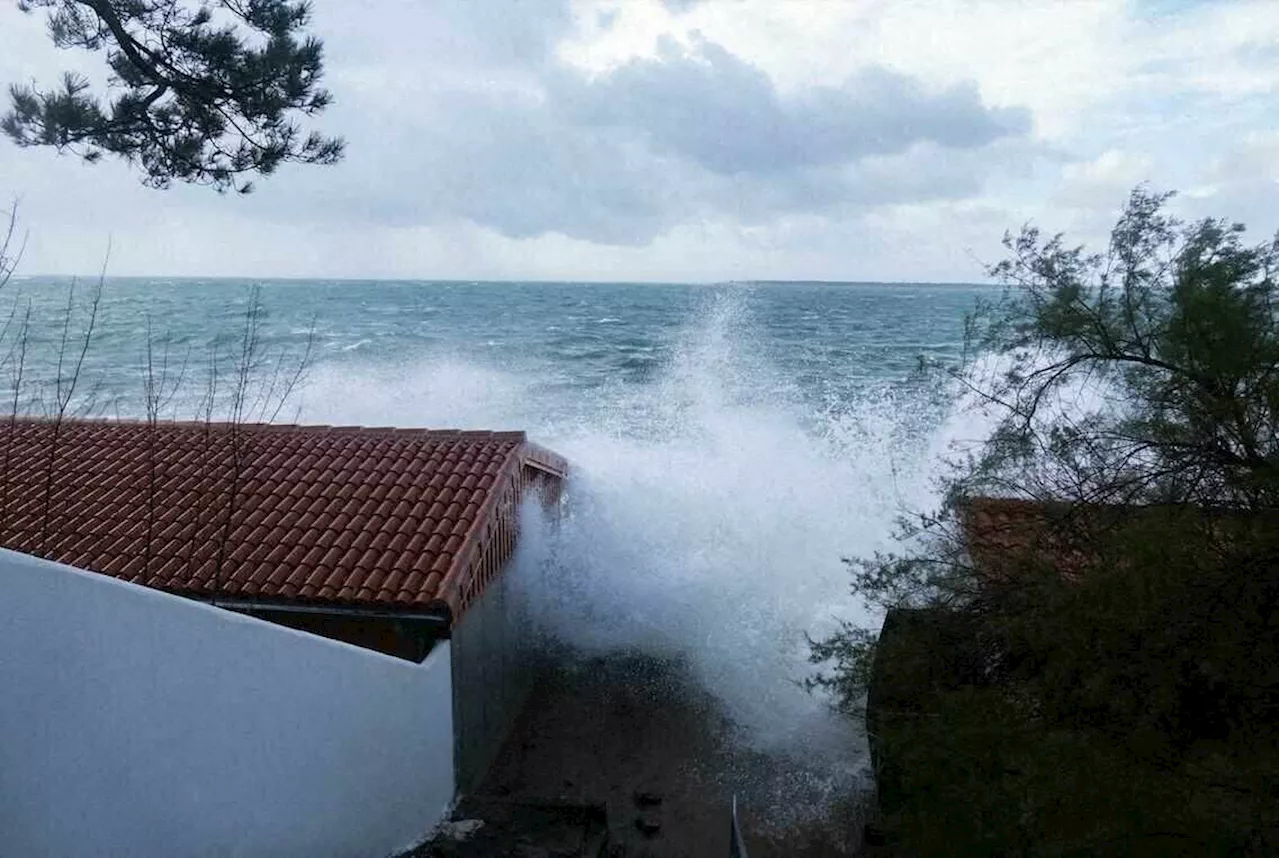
810,188,1279,854
5,0,344,191
874,683,1275,857
859,519,1278,855
965,187,1277,511
804,621,876,717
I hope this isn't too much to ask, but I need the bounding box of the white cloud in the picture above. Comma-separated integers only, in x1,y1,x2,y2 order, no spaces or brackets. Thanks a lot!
1056,150,1158,210
1202,132,1280,186
559,0,1127,138
0,0,1274,280
1177,132,1279,242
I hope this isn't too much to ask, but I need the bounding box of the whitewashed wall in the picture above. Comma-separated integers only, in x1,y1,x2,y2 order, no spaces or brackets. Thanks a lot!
0,549,455,858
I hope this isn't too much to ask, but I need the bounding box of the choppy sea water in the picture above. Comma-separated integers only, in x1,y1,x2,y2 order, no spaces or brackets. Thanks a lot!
3,276,992,812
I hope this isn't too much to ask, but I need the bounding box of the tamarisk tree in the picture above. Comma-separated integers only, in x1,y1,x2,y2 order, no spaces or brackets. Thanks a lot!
809,188,1278,854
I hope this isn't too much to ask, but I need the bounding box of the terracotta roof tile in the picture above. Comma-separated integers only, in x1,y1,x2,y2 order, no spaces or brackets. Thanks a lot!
958,496,1137,584
0,418,566,618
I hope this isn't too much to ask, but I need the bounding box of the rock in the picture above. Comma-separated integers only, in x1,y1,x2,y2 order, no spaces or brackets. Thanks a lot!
437,819,484,841
633,790,663,807
635,815,662,837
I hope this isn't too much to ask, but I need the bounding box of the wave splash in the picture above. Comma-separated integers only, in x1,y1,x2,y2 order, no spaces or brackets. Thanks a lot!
299,292,973,786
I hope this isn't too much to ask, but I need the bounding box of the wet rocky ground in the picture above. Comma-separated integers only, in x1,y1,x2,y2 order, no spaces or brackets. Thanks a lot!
417,651,870,857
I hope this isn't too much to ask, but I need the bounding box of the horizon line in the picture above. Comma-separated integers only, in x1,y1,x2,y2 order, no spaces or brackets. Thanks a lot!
12,273,993,287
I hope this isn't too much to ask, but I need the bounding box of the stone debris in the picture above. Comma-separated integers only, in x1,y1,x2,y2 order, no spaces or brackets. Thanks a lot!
404,797,608,857
436,819,485,841
633,791,662,808
634,816,662,837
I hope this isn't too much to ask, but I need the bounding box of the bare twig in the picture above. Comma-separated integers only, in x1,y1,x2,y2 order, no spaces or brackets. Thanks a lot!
0,300,32,541
37,257,105,554
0,199,28,295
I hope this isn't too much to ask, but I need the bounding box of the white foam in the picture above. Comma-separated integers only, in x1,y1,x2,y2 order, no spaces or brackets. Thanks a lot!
297,293,968,771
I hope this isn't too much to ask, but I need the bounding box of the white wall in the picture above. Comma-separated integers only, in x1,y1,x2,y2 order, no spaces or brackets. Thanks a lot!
0,549,455,858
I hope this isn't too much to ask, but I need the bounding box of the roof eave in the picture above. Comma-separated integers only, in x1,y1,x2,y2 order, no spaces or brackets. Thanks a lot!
522,441,569,480
208,597,453,634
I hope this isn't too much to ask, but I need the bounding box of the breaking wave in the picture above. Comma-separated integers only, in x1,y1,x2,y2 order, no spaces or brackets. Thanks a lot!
297,293,985,783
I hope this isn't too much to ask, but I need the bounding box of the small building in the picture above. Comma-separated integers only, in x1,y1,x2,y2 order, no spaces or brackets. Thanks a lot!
0,418,567,858
957,495,1099,583
956,495,1267,584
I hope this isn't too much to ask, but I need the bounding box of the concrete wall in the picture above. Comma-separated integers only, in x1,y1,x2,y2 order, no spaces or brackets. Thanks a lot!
0,549,455,858
450,551,539,795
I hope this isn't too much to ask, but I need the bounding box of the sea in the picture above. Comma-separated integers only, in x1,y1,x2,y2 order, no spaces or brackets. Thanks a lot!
3,275,995,812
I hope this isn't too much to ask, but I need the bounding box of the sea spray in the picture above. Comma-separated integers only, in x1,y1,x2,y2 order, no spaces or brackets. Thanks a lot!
298,291,972,810
8,276,992,825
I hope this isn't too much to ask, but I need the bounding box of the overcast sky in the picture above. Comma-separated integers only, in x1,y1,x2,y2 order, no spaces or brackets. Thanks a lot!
1,0,1275,281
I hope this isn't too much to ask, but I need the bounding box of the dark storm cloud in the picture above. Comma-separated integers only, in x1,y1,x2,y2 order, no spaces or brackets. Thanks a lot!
2,0,1031,250
556,37,1031,175
292,23,1033,245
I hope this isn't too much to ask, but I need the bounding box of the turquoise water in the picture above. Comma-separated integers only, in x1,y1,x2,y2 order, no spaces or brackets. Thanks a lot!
3,276,991,799
6,277,982,424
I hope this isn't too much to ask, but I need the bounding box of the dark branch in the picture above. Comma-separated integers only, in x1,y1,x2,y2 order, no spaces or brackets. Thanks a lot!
5,0,344,191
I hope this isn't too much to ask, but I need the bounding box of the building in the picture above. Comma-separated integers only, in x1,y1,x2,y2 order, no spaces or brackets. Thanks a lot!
956,495,1268,584
0,418,567,858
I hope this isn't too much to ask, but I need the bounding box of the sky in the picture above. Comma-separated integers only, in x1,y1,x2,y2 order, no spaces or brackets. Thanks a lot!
0,0,1276,282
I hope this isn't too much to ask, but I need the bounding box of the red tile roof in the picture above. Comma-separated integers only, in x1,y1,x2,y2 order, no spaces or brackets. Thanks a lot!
0,418,566,619
958,497,1092,583
957,496,1267,585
